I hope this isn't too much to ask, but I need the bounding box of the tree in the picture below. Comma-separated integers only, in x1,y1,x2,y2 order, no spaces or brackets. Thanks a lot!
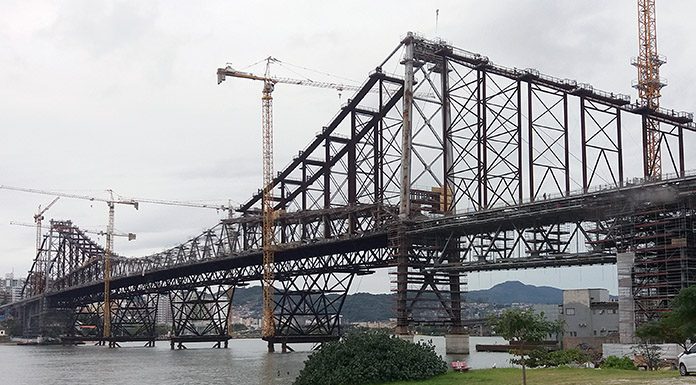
669,285,696,341
0,318,23,337
636,286,696,351
493,308,562,385
637,316,689,351
632,339,662,371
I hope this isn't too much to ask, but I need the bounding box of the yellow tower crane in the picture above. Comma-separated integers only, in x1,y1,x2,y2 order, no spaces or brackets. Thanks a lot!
216,58,377,348
633,0,666,178
217,59,436,348
0,184,231,346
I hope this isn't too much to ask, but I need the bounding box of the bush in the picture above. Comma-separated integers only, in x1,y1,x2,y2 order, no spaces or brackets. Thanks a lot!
512,349,548,368
546,349,591,367
601,355,637,370
293,332,448,385
518,349,590,368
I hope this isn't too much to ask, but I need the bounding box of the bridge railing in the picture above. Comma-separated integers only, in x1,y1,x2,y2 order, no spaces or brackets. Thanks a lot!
418,169,696,221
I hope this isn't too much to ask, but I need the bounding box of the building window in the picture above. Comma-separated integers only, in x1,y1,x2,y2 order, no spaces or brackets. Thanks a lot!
565,308,575,316
594,330,597,336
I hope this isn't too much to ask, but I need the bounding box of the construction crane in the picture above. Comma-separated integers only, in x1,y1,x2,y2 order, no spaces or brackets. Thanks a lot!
217,59,436,346
218,61,361,93
217,61,436,101
218,57,370,345
0,184,231,346
24,197,60,296
218,57,280,344
0,185,138,345
9,221,136,241
33,197,60,257
633,0,665,178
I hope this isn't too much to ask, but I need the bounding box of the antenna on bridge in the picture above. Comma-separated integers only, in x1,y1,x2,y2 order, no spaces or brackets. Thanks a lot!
435,9,439,35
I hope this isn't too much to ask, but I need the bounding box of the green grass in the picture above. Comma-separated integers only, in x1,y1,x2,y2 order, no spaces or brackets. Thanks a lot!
385,367,680,385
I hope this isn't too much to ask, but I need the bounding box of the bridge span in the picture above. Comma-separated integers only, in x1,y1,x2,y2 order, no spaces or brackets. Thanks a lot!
2,33,696,352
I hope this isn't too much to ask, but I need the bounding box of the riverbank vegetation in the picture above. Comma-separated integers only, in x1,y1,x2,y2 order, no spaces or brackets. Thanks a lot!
293,332,447,385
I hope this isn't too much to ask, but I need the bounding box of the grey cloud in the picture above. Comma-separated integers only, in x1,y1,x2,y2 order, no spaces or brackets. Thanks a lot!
2,0,695,294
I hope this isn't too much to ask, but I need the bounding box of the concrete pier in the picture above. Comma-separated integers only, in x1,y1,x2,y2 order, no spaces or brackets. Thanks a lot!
617,252,636,344
445,334,470,354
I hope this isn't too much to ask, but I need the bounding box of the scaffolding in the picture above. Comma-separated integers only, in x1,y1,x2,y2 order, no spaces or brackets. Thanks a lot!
592,200,696,330
630,204,696,324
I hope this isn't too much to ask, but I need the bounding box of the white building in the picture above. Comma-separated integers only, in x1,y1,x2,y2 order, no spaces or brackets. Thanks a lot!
2,273,25,302
561,288,619,350
157,295,173,325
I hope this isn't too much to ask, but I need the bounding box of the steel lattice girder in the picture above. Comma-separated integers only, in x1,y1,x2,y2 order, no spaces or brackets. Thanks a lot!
9,35,696,338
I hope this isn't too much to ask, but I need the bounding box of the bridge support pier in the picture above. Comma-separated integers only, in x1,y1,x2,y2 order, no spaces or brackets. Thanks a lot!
617,252,636,344
267,265,355,349
169,284,234,349
445,334,470,355
391,224,468,343
109,294,159,346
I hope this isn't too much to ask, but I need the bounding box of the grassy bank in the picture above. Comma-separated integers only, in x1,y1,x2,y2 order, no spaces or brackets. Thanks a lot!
385,367,680,385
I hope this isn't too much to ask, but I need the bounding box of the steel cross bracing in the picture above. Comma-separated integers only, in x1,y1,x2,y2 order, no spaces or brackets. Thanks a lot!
4,34,696,343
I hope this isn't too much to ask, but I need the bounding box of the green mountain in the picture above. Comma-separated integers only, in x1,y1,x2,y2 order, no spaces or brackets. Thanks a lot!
466,281,562,305
230,281,562,321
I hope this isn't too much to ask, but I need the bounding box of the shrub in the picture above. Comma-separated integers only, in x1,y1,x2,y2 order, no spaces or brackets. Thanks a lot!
293,332,448,385
546,349,591,367
512,349,548,368
518,348,590,368
601,355,637,370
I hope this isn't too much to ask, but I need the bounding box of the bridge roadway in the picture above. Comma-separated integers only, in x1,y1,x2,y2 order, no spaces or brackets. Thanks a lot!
37,173,696,308
413,173,696,272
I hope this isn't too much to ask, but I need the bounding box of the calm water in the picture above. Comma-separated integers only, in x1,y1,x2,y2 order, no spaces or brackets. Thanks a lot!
0,337,512,384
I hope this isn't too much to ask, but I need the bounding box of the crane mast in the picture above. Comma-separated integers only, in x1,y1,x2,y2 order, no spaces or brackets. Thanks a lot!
32,197,60,291
634,0,665,178
217,58,389,348
261,60,276,341
103,194,116,347
34,197,60,255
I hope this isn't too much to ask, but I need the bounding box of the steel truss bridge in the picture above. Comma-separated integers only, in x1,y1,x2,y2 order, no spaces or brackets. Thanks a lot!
2,33,696,349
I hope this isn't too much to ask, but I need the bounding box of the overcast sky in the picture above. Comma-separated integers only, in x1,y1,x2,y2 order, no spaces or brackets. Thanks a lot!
1,1,695,294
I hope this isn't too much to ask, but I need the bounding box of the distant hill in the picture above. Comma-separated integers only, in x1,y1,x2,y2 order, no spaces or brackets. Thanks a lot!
466,281,562,305
341,293,394,322
230,281,562,321
230,286,391,322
